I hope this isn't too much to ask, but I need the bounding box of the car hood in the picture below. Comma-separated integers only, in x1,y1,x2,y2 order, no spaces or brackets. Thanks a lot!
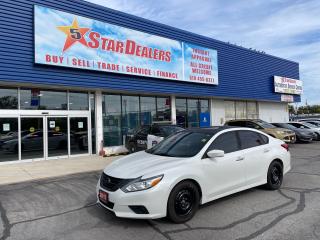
104,151,188,179
296,129,315,135
263,128,293,134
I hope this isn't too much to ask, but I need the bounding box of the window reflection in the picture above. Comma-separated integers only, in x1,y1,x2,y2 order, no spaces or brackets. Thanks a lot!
103,95,122,146
0,118,19,162
177,98,209,128
122,95,140,137
20,89,67,110
69,92,89,110
140,97,156,125
0,88,18,109
156,97,171,122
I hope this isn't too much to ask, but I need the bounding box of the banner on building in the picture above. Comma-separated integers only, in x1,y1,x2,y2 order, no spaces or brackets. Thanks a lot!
281,94,294,102
34,5,218,85
274,76,303,95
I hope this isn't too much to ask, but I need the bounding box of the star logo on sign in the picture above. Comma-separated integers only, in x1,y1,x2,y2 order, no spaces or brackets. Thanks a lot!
57,18,91,52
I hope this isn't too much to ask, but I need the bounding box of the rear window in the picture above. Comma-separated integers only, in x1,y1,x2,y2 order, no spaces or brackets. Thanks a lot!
238,130,268,149
226,121,246,127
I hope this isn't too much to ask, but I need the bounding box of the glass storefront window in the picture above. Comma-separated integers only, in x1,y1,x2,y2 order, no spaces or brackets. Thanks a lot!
140,96,156,125
0,88,18,109
0,118,19,162
69,92,89,110
103,95,122,146
102,94,173,147
200,99,209,114
177,98,209,128
156,97,171,122
122,95,140,137
20,89,67,110
187,99,200,128
176,98,187,128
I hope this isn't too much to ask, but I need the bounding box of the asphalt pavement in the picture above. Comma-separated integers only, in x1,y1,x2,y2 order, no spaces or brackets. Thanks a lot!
0,142,320,240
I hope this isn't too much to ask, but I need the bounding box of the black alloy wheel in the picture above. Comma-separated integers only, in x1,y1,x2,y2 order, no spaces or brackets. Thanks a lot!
265,161,283,190
167,181,200,223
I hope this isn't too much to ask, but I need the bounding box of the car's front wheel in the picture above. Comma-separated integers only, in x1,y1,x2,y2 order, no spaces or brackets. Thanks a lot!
265,161,283,190
167,180,200,223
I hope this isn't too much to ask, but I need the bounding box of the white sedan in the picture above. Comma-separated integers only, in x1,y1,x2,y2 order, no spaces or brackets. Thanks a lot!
97,127,291,223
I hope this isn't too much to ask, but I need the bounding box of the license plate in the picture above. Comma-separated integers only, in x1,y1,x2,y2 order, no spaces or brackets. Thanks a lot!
99,190,108,203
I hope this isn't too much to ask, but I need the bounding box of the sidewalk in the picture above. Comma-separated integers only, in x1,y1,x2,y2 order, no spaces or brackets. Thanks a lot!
0,155,120,185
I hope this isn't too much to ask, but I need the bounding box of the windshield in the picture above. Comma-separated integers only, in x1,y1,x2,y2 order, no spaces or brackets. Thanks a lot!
256,120,276,128
303,122,318,128
275,123,297,130
146,131,213,158
160,126,184,136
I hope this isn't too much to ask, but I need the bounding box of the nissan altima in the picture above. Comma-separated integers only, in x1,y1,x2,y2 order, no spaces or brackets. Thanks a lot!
97,127,291,223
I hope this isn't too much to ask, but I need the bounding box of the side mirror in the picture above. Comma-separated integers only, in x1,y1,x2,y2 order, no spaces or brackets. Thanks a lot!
207,150,225,159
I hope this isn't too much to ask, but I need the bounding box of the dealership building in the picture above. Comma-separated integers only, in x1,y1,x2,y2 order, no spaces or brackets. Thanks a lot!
0,0,302,163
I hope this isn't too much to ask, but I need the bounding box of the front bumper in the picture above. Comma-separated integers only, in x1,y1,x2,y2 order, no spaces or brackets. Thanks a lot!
96,180,168,219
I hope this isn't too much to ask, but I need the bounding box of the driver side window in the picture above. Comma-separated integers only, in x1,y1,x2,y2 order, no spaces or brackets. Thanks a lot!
206,131,240,156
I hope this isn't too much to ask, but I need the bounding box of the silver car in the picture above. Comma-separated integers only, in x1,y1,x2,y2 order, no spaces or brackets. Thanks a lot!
287,122,320,140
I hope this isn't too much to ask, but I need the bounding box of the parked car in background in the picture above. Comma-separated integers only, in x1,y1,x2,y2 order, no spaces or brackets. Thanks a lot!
125,124,184,153
225,119,296,143
300,120,320,127
287,122,320,140
272,123,315,143
2,130,67,152
97,127,291,223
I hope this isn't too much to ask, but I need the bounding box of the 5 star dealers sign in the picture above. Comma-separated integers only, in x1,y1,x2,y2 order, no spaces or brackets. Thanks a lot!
34,5,219,85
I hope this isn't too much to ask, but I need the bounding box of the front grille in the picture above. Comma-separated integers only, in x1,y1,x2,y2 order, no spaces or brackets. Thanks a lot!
100,172,134,192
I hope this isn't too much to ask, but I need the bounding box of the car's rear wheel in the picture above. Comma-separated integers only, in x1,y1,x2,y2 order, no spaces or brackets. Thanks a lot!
265,161,283,190
128,143,136,153
167,180,200,223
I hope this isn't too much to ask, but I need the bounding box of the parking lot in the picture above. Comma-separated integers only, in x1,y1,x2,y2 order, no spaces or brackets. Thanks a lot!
0,142,320,240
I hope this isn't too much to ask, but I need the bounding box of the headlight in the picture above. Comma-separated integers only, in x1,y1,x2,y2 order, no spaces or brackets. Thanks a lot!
122,175,163,193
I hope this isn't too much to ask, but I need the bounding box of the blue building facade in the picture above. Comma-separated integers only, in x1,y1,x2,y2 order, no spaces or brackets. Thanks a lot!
0,0,301,162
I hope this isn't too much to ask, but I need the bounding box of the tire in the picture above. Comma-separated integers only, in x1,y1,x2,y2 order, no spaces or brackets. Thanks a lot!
265,161,283,190
167,180,200,223
128,143,136,153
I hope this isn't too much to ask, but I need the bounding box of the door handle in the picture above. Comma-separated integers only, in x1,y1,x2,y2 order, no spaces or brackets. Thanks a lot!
236,156,245,161
264,149,270,153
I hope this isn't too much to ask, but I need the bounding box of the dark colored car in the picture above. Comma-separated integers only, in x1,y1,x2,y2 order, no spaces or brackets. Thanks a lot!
272,123,315,143
125,124,184,153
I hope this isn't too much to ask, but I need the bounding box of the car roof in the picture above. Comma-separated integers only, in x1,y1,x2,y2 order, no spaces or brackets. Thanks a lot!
227,119,262,122
183,126,237,135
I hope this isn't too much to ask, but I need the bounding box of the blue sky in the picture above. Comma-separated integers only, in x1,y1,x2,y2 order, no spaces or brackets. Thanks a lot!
87,0,320,105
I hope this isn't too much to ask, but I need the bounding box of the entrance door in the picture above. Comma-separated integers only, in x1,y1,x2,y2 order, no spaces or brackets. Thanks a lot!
47,117,68,158
21,117,44,160
20,115,89,161
70,117,88,155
